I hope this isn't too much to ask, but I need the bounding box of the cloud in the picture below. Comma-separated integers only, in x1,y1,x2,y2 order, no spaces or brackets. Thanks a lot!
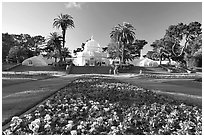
65,2,82,9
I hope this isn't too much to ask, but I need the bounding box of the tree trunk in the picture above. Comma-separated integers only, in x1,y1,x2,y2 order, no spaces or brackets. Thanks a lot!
159,55,162,65
35,43,38,56
59,48,63,62
121,42,125,64
172,39,188,57
168,57,171,65
62,30,66,48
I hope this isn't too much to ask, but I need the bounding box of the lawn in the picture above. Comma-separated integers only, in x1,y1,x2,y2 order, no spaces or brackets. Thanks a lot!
3,76,202,135
2,63,19,71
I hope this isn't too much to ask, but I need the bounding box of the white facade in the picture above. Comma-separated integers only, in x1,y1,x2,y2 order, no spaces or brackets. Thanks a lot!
73,37,110,66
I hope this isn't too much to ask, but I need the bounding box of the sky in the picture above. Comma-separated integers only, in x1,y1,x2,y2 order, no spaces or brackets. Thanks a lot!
2,1,202,55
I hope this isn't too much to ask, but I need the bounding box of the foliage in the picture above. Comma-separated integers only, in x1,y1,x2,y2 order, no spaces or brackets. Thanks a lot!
2,33,46,63
165,22,202,60
2,33,17,61
8,46,34,63
3,77,202,135
107,23,147,63
73,42,86,55
47,32,63,62
29,36,46,56
105,39,147,62
61,47,72,61
149,21,202,67
53,13,75,48
110,22,136,63
146,51,159,61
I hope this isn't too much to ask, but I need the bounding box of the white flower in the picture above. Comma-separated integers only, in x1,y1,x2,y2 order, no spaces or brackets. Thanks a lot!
11,116,22,125
10,116,22,131
68,120,73,124
24,114,32,120
89,127,95,133
65,123,73,131
74,106,78,111
44,124,51,130
103,108,110,112
77,124,83,130
70,130,77,135
3,129,12,135
44,114,51,122
111,126,116,130
96,117,103,122
92,105,99,110
29,120,40,134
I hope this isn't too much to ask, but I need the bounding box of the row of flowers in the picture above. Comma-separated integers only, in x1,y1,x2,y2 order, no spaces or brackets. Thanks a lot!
138,73,200,79
3,76,202,135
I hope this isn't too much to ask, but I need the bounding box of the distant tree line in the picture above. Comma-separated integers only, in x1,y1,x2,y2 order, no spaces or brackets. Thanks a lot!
2,33,46,63
2,13,74,65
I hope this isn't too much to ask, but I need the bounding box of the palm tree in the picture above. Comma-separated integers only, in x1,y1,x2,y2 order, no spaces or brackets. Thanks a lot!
110,22,136,64
47,32,63,62
53,14,75,49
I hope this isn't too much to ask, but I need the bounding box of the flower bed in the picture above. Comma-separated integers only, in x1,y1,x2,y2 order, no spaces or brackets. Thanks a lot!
3,76,202,135
2,72,59,80
138,73,200,79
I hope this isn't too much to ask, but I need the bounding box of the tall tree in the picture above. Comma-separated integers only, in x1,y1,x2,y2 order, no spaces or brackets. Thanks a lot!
165,22,201,57
150,38,176,65
165,21,202,67
110,22,136,64
53,14,75,49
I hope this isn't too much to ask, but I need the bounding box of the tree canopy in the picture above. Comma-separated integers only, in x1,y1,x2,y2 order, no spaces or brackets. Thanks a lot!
149,21,202,67
2,33,45,63
53,13,75,49
107,22,147,64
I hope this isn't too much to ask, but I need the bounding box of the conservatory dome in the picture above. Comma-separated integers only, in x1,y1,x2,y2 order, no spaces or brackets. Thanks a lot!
83,36,102,53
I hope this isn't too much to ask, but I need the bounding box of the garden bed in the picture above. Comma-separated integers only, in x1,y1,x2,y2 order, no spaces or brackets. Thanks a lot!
3,76,202,135
137,73,200,79
2,71,65,81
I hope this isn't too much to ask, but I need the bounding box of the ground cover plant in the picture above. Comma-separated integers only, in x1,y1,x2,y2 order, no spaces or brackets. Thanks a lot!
137,73,200,79
3,76,202,135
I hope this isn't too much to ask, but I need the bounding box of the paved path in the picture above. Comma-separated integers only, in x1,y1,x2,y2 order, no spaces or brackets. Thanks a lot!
2,75,80,123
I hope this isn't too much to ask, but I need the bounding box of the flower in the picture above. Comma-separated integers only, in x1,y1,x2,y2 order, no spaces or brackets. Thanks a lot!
44,124,51,130
103,108,110,112
10,116,22,131
70,130,77,135
68,120,74,124
44,114,51,122
28,119,41,134
65,123,73,131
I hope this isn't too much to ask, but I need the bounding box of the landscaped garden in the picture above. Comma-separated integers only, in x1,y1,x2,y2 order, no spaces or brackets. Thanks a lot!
3,76,202,135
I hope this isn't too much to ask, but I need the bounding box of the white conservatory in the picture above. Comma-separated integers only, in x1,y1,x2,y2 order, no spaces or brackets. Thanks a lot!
73,37,110,66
